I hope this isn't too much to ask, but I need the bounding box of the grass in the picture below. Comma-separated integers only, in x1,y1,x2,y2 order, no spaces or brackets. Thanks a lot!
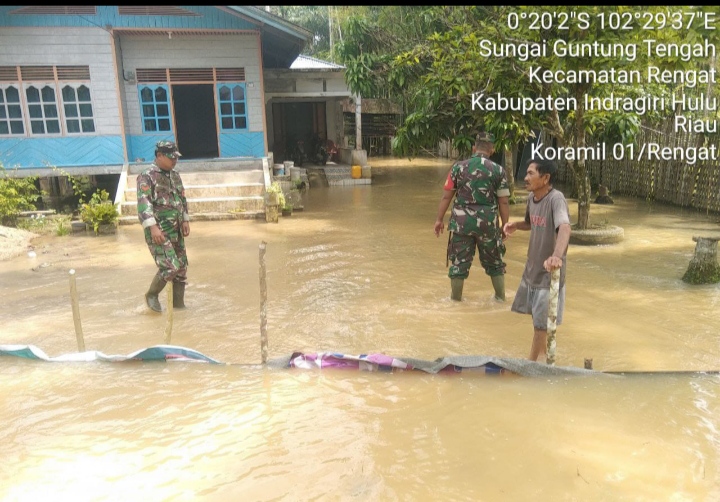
16,214,73,236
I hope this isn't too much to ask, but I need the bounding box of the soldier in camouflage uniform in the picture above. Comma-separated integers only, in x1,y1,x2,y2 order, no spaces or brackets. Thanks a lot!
434,132,510,301
137,140,190,312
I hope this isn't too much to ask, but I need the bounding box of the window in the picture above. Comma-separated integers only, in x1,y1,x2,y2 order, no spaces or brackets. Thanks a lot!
63,85,95,133
139,85,172,132
217,83,247,130
26,85,60,134
0,65,95,137
0,85,24,135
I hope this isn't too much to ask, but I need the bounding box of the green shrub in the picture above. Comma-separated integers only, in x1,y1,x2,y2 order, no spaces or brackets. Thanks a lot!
50,165,94,213
80,189,119,234
55,216,71,236
266,181,286,207
0,164,42,226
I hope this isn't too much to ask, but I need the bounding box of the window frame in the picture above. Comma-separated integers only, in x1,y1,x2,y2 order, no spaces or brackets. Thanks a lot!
216,82,248,131
0,65,97,138
23,81,64,136
61,82,97,135
0,84,26,137
138,84,173,134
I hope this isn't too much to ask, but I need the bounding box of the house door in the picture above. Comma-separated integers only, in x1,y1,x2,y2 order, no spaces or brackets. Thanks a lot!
171,84,219,159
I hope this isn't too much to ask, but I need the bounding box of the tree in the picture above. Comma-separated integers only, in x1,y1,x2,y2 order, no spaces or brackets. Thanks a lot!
390,6,546,201
265,6,331,59
389,6,716,228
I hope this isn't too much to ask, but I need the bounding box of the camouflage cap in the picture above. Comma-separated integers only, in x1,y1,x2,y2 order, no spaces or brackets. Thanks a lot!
156,140,182,159
475,132,495,143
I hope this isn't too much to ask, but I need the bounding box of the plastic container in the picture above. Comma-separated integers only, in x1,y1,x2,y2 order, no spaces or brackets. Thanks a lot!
351,165,362,179
290,166,302,182
361,166,372,179
283,160,294,170
273,164,284,176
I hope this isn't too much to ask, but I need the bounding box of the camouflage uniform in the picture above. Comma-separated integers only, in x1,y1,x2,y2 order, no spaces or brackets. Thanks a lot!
137,160,189,283
447,153,510,279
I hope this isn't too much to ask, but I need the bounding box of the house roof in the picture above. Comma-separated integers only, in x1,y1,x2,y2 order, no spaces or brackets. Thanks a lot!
226,6,313,68
290,54,345,71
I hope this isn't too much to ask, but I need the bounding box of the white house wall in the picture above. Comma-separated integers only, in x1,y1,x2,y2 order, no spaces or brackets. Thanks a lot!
0,26,126,169
120,33,263,135
263,68,351,151
0,27,121,136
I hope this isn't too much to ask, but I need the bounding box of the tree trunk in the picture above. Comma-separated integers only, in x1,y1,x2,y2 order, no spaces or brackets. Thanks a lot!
682,237,720,284
544,85,565,140
574,89,590,230
503,145,516,201
328,6,334,57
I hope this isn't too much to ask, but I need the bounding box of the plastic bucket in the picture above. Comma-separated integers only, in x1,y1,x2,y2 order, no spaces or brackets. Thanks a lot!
283,160,294,170
351,165,362,179
290,166,302,182
273,164,284,176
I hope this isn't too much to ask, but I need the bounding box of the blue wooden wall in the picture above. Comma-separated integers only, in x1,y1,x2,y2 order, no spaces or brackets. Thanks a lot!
219,132,265,158
0,136,124,169
127,132,266,161
0,6,257,30
128,134,175,163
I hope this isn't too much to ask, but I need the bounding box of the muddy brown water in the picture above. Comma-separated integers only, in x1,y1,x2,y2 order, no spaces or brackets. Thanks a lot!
1,157,719,500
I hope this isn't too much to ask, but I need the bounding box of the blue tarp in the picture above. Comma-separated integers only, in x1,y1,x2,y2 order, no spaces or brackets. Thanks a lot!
0,344,603,376
0,344,221,364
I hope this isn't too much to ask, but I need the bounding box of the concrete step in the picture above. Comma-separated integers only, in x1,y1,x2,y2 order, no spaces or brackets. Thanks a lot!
124,182,264,202
126,169,264,189
128,158,262,175
119,210,265,225
120,195,265,216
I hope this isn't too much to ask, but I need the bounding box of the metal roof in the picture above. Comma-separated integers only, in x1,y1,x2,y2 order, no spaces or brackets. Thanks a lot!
290,54,345,71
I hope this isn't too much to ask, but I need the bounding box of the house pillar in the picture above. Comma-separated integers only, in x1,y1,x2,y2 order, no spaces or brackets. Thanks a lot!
355,93,362,150
351,93,367,166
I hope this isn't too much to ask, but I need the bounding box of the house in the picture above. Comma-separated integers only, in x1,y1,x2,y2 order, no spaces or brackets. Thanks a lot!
265,54,351,164
0,5,314,176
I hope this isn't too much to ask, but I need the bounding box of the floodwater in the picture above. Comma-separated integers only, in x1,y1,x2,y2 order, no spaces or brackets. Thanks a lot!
1,157,720,501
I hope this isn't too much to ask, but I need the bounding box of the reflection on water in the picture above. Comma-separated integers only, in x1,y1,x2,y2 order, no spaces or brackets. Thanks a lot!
1,157,720,500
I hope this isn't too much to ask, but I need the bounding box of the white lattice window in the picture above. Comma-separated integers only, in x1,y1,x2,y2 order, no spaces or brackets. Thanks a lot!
25,84,61,134
0,85,24,135
62,84,95,133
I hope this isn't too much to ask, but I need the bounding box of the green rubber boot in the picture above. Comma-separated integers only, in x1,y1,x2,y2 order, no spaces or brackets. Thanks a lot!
491,274,505,301
450,278,464,301
173,281,186,310
145,273,167,313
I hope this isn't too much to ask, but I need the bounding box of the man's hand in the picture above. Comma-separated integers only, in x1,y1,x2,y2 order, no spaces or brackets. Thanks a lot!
434,220,445,237
543,255,563,272
503,221,516,238
181,221,190,237
150,225,166,245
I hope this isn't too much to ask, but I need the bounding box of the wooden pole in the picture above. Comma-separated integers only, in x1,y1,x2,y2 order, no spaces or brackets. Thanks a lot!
546,268,560,366
259,241,268,364
68,269,86,352
164,281,174,345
